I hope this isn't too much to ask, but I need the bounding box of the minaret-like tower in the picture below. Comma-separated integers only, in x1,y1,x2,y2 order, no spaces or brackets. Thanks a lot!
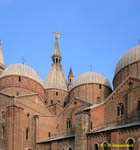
68,68,74,91
44,33,68,114
0,42,5,75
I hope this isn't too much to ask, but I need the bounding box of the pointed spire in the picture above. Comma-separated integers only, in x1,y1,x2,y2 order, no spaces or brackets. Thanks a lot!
52,32,62,63
68,67,74,91
68,67,74,78
0,41,4,68
44,34,68,91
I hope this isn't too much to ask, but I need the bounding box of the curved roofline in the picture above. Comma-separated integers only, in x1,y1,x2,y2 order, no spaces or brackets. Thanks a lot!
114,45,140,76
0,63,43,86
113,60,140,82
70,82,112,93
0,74,44,88
71,72,111,90
44,87,68,92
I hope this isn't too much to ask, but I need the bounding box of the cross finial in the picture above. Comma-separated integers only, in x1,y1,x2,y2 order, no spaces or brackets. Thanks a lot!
89,64,92,72
54,32,60,39
138,38,140,45
0,40,2,46
21,56,25,64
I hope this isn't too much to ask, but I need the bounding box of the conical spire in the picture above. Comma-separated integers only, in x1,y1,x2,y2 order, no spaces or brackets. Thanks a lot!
68,68,74,91
68,68,74,78
44,34,68,91
52,32,62,63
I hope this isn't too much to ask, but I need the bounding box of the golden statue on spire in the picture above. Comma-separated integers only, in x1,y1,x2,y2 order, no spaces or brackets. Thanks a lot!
55,32,60,39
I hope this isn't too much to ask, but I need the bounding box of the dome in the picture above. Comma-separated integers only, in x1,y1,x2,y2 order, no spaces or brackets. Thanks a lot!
115,45,140,76
0,64,43,85
72,72,111,89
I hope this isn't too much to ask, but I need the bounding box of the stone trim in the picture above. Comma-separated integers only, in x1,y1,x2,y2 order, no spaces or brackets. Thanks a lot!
126,137,135,143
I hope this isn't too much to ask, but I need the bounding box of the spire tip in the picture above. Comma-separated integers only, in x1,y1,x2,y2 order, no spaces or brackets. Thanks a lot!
55,32,60,39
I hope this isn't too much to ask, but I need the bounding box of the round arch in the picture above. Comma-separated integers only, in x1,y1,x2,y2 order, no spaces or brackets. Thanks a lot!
25,148,32,150
94,143,99,150
126,137,135,150
62,147,66,150
126,137,135,143
101,141,109,150
67,146,73,150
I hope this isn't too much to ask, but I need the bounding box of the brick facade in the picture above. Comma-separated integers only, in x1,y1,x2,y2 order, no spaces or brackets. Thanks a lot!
0,40,140,150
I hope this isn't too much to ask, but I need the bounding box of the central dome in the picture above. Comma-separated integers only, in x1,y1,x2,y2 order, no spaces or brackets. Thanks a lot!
0,64,43,85
72,72,111,89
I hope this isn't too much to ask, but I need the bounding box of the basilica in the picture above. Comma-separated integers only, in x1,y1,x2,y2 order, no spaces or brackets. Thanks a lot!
0,33,140,150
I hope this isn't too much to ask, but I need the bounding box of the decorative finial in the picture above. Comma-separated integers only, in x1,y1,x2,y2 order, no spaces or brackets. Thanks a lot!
0,40,2,46
55,32,60,39
138,38,140,45
21,56,25,64
89,64,92,72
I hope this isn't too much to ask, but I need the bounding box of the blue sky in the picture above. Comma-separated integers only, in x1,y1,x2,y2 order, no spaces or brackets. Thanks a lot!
0,0,140,87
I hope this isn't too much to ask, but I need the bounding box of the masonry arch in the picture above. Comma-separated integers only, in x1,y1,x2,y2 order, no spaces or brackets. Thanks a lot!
102,141,109,150
94,143,99,150
67,146,73,150
126,137,135,150
61,147,66,150
126,137,135,143
25,148,32,150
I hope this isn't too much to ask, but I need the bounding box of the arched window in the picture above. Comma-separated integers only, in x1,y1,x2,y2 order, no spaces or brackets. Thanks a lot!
117,103,124,116
99,84,102,89
2,111,5,122
2,126,5,139
97,97,101,104
138,101,140,111
25,148,32,150
68,147,73,150
16,91,19,96
56,58,58,63
90,122,93,130
67,118,71,129
74,101,77,105
19,76,21,82
51,100,53,105
94,144,99,150
127,138,134,150
62,148,66,150
102,142,109,150
26,128,29,140
48,132,51,137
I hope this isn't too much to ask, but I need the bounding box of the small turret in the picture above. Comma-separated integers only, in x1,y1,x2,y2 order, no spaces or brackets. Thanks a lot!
68,68,74,91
